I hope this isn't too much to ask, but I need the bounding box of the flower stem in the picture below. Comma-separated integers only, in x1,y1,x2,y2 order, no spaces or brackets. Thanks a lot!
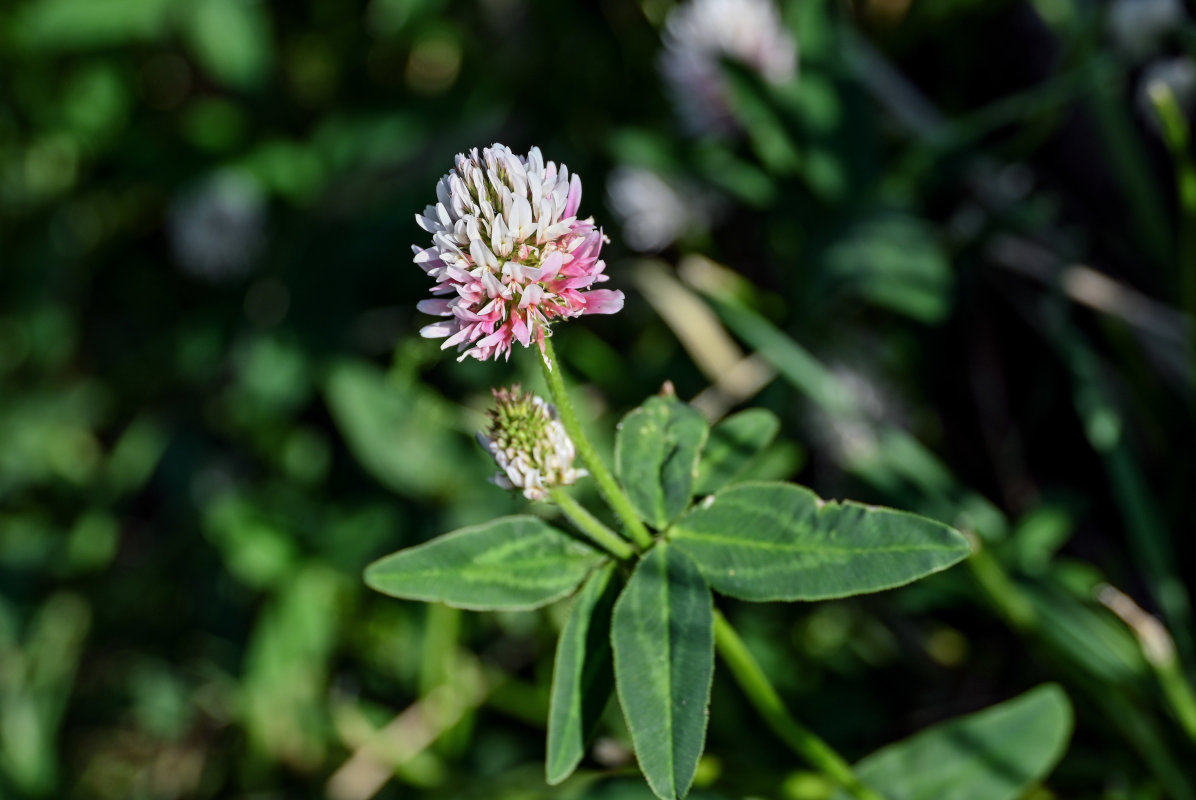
712,610,886,800
549,488,635,560
539,336,655,551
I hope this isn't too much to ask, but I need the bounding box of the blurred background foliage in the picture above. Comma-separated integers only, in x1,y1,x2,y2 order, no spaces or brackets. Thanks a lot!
1,0,1195,797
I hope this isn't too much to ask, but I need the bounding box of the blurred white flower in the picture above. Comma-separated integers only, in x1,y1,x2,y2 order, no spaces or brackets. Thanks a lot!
477,385,586,501
1108,0,1184,61
1137,56,1196,132
658,0,798,135
606,166,718,252
169,169,266,282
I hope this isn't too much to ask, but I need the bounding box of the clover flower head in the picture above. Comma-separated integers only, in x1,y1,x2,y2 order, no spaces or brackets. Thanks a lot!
414,144,624,362
658,0,798,135
477,385,587,501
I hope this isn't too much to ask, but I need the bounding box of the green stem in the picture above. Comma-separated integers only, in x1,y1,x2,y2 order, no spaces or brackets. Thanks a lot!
712,611,886,800
539,336,654,550
549,488,635,560
966,540,1038,632
1158,657,1196,746
1149,82,1196,383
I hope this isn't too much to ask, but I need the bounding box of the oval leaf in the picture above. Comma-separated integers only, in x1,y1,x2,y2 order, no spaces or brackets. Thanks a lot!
546,562,620,785
612,543,713,800
616,394,709,529
325,360,469,498
694,408,780,496
364,516,605,611
670,482,971,601
834,684,1074,800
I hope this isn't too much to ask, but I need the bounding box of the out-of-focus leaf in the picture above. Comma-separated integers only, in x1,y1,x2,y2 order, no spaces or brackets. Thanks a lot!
694,144,777,206
547,562,619,785
203,496,298,590
243,565,341,768
721,61,802,176
615,393,709,530
670,482,971,601
8,0,175,51
60,65,131,148
241,139,325,200
822,212,954,324
694,409,780,496
612,544,713,800
312,112,426,172
1006,506,1074,575
127,659,193,740
1024,585,1149,684
101,415,167,498
0,382,108,497
0,594,90,795
180,0,274,91
231,336,311,415
365,517,605,611
324,359,467,499
64,511,119,574
833,685,1073,800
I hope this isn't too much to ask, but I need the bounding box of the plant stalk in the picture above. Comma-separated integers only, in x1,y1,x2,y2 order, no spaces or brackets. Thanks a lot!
539,336,655,550
549,488,635,560
712,610,886,800
1149,83,1196,385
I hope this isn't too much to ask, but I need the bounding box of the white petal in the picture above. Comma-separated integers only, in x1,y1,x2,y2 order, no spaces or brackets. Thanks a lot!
520,283,543,309
470,238,499,270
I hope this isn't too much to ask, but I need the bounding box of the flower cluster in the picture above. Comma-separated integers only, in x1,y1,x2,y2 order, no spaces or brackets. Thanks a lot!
477,386,586,501
415,144,624,362
658,0,798,135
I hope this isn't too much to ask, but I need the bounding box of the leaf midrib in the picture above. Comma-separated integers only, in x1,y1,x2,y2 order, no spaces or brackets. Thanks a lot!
670,527,963,556
649,548,676,797
373,560,592,586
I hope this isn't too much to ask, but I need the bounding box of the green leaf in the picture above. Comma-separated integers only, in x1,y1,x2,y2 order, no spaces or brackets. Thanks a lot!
546,562,620,785
616,394,709,529
833,685,1074,800
612,544,713,800
694,409,780,496
364,517,605,611
243,565,342,766
670,482,971,601
324,360,469,499
9,0,174,52
181,0,275,91
822,212,954,325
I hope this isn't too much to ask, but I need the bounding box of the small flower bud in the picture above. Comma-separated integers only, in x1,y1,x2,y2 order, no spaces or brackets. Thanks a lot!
477,386,587,501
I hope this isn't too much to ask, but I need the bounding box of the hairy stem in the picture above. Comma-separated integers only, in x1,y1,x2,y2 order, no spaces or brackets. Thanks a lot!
539,336,655,550
549,488,635,560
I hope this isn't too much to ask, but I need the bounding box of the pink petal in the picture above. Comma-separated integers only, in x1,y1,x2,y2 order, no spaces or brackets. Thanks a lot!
475,327,511,351
443,323,478,348
539,251,564,282
512,314,531,347
582,289,624,315
417,298,454,316
563,173,582,218
420,321,455,339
